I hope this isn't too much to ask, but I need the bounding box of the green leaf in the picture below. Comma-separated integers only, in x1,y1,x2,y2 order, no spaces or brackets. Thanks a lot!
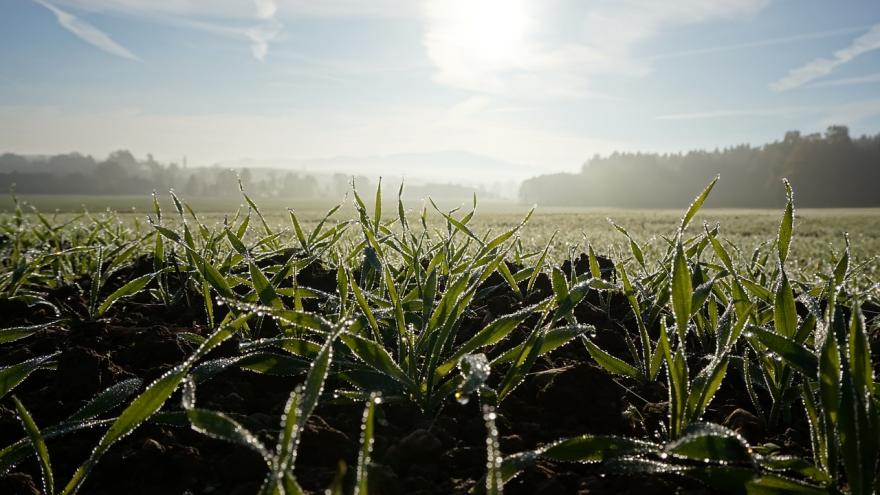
348,271,380,340
187,248,235,299
777,179,794,264
838,371,871,495
680,175,718,232
237,353,307,376
96,272,156,317
847,306,872,398
274,390,301,479
542,435,657,462
671,237,693,342
12,396,54,495
0,353,57,400
286,327,341,465
667,423,752,464
840,307,875,495
340,333,415,391
685,356,729,423
550,266,568,303
185,408,272,464
0,322,54,344
740,277,773,304
497,327,545,400
225,228,249,256
552,279,591,320
250,262,283,309
668,348,689,439
288,209,309,252
497,260,522,299
355,394,380,495
68,377,143,422
749,326,818,377
609,220,646,268
818,330,840,481
273,309,334,334
745,473,828,495
582,337,641,381
527,232,556,293
818,333,840,426
588,244,603,279
373,177,382,232
491,325,588,366
773,270,797,339
437,303,540,377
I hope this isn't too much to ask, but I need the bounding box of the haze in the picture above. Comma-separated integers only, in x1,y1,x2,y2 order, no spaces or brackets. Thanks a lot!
1,0,880,186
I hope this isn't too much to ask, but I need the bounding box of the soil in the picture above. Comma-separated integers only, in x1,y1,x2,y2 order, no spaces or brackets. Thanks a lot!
0,253,866,495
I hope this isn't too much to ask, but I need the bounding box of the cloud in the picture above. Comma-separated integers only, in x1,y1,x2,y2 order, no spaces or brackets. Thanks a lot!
423,0,769,99
47,0,289,61
33,0,139,60
45,0,413,62
656,106,817,121
770,24,880,91
52,0,418,19
172,17,282,61
254,0,277,19
648,24,872,60
808,72,880,88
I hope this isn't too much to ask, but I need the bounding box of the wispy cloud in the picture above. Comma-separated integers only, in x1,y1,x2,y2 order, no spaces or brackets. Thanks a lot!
656,106,816,121
171,17,282,61
52,0,418,19
254,0,277,20
808,72,880,88
50,0,286,62
648,24,872,60
33,0,138,60
770,24,880,92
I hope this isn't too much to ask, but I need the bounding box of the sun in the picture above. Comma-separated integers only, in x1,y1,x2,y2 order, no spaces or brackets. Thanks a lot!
435,0,530,65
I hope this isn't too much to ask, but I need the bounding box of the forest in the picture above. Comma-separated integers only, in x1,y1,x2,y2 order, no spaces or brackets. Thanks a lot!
0,151,499,201
520,126,880,207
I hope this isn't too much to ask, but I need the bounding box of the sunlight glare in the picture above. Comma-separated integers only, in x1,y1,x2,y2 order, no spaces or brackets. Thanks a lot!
440,0,530,64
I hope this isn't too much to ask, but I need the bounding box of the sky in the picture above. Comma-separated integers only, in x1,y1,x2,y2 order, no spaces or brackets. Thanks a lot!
1,0,879,175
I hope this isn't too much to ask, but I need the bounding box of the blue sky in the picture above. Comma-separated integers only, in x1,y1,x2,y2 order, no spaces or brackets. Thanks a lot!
1,0,879,174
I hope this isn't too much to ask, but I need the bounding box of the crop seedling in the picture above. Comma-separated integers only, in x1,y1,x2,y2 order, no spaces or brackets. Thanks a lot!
0,178,877,494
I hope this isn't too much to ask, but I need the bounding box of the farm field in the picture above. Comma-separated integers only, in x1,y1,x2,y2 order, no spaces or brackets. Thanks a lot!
3,193,879,275
1,182,879,495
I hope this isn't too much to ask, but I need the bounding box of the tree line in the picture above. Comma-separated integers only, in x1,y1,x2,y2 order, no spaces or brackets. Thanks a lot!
0,150,328,198
520,126,880,208
0,151,506,201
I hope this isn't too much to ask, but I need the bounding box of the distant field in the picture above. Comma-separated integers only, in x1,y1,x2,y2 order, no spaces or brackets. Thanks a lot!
2,193,878,277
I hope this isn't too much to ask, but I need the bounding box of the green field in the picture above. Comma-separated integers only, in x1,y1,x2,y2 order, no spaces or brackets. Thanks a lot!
4,193,878,277
1,182,879,494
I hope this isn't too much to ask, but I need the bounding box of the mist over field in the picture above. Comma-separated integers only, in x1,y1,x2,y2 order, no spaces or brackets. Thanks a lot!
1,125,879,207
